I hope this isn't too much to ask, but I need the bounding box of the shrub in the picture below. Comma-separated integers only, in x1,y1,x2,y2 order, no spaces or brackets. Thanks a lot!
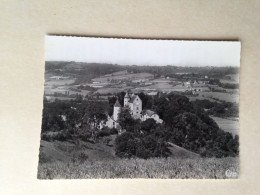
72,152,89,163
38,152,52,163
97,127,118,138
41,130,71,142
115,132,170,159
115,132,137,158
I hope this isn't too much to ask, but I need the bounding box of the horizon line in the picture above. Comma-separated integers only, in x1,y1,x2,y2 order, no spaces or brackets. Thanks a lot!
45,60,239,68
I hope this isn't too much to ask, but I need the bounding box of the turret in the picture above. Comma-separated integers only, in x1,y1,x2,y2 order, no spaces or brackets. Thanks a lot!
113,100,121,121
124,92,130,107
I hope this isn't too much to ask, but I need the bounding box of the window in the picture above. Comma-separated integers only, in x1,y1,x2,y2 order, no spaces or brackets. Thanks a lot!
137,107,139,110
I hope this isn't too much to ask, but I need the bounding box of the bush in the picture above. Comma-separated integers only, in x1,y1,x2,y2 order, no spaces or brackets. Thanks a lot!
41,131,70,141
38,152,52,163
115,132,137,158
115,132,170,159
72,152,88,163
97,127,118,138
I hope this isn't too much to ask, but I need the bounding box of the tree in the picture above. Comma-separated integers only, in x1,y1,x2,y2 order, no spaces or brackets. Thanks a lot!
41,110,50,132
154,94,194,127
83,101,108,139
115,132,138,158
108,96,117,116
137,92,153,109
140,118,157,133
118,107,134,130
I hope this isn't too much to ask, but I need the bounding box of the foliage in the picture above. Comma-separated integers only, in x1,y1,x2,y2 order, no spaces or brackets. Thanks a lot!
72,152,89,163
193,99,239,117
209,79,239,89
115,121,170,159
97,127,118,138
167,112,239,157
41,90,239,159
114,93,239,158
82,101,108,130
41,130,72,142
153,93,194,127
41,99,109,141
117,108,135,130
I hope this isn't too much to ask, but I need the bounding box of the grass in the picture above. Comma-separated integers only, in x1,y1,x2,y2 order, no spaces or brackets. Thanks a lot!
38,157,239,179
38,137,239,179
92,73,153,82
188,91,239,103
210,116,239,137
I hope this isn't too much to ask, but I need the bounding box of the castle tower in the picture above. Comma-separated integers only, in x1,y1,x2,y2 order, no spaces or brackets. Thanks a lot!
113,100,121,121
124,92,130,107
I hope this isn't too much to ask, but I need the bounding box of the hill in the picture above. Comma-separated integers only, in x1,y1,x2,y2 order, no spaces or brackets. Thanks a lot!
39,135,118,163
38,137,238,179
167,142,199,158
39,134,199,164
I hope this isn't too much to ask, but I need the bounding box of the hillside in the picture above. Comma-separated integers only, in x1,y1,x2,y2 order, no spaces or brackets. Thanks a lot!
167,142,199,158
39,135,118,163
39,134,201,164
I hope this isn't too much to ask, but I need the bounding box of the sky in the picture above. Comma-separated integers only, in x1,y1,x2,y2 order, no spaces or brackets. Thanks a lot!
46,36,241,67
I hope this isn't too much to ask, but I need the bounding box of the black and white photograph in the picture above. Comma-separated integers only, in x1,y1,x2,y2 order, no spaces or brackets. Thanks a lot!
37,36,240,179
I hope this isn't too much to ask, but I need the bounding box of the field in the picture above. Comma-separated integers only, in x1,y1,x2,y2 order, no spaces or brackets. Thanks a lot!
38,156,239,179
92,72,154,82
38,137,238,179
95,86,132,94
210,116,239,137
188,91,239,103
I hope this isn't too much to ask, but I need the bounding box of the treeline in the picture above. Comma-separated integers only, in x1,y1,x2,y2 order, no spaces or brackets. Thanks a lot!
193,99,239,118
45,61,239,83
209,79,239,89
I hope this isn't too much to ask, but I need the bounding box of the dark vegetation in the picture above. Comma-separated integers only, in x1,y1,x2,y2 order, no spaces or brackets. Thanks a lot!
41,91,239,159
209,79,239,89
193,99,239,118
114,93,239,158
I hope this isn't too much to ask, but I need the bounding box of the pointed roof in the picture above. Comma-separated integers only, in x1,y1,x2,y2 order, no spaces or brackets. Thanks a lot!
124,92,130,98
142,109,156,117
114,100,121,107
129,95,138,103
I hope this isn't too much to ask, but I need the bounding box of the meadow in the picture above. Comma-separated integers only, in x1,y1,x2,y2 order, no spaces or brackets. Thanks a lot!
210,116,239,137
188,91,239,103
92,72,154,82
38,157,239,179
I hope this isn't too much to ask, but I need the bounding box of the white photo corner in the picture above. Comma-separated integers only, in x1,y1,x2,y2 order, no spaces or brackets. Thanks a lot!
38,36,240,179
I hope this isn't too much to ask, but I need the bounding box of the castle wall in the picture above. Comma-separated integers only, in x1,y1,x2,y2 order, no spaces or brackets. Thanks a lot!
132,96,142,119
113,107,120,121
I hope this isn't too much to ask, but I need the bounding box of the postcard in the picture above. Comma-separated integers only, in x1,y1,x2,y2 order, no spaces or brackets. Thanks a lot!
38,36,240,179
